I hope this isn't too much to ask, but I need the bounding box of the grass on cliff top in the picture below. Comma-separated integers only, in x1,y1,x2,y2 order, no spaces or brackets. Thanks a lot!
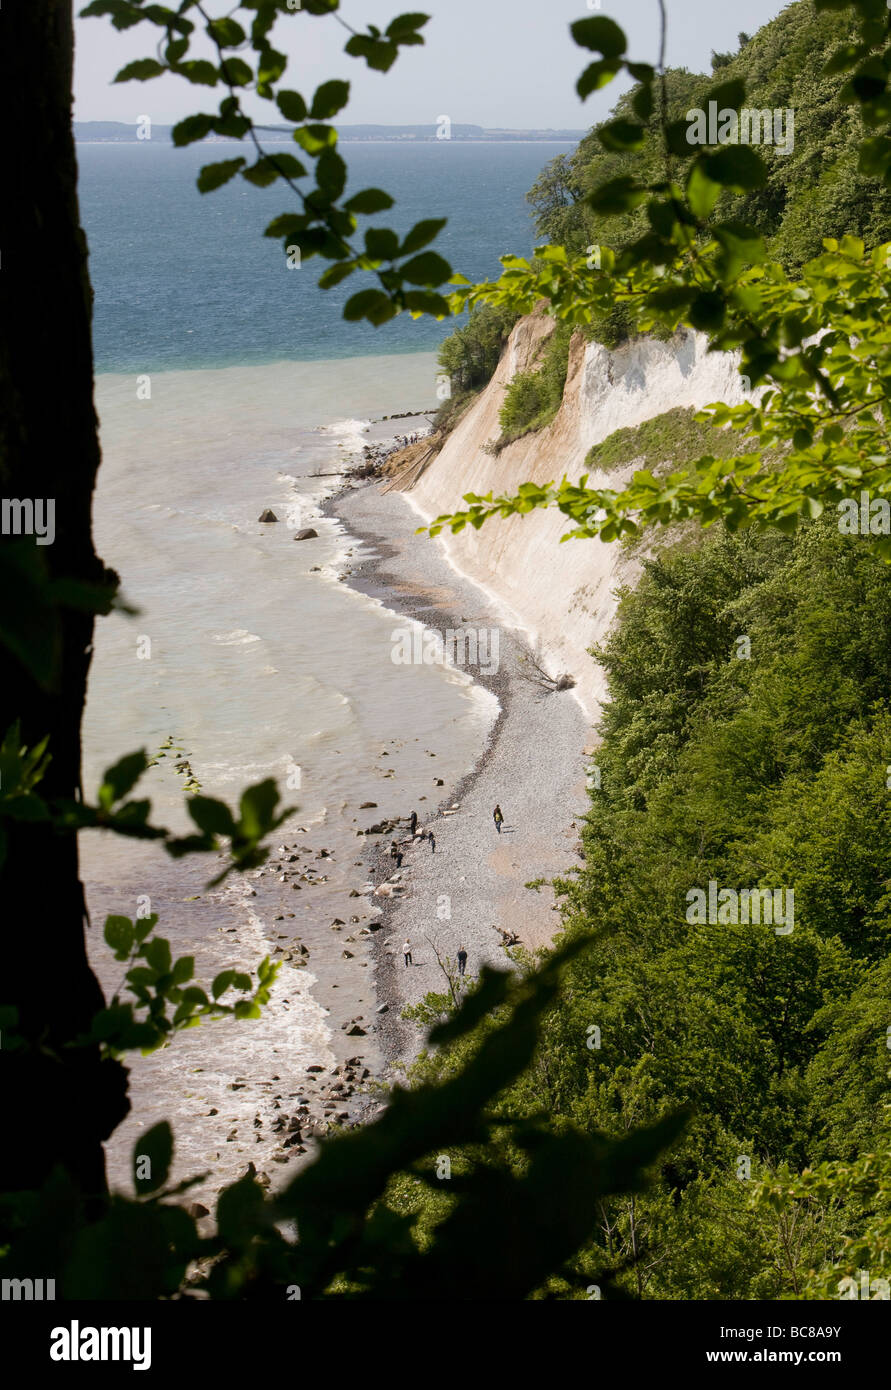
584,406,760,475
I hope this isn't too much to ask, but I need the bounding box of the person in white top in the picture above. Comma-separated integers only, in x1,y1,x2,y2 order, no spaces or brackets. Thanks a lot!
402,940,412,967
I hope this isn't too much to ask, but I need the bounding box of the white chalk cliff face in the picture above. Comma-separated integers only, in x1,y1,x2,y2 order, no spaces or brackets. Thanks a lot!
405,313,754,721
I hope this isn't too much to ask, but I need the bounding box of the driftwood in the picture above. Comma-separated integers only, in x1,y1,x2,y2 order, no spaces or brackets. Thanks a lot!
517,649,577,692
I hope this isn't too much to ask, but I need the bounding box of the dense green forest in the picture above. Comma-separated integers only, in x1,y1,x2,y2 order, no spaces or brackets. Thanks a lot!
404,520,891,1297
410,0,891,1298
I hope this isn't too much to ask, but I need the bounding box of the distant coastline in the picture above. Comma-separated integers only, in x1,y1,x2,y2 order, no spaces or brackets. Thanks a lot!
74,120,585,144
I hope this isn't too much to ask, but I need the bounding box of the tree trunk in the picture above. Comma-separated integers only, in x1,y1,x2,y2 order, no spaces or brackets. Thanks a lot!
0,0,128,1197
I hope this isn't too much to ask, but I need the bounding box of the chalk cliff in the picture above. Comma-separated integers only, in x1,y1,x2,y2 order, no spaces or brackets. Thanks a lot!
393,312,754,720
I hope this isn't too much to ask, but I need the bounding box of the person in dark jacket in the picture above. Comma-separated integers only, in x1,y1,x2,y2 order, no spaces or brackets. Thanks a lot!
457,946,468,976
409,809,418,836
493,804,504,833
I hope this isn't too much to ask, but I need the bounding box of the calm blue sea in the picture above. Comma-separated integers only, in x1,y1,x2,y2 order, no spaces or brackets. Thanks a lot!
77,140,575,373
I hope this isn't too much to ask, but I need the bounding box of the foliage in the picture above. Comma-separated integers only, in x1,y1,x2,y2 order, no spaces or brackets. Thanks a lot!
80,0,454,325
0,730,292,886
582,404,761,474
0,945,684,1299
496,322,573,446
0,0,696,1302
531,4,891,277
427,3,891,555
392,517,891,1296
9,0,887,1302
752,1151,891,1298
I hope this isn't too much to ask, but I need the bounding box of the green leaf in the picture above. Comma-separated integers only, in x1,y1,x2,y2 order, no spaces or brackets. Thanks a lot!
400,218,447,255
343,288,395,323
386,13,430,40
345,188,395,215
242,159,282,188
365,227,400,261
100,750,148,805
113,58,166,83
588,176,647,215
1,792,47,821
105,915,135,961
171,956,195,985
219,57,253,88
197,158,246,193
702,78,747,112
598,119,646,153
211,970,237,1000
403,290,450,317
216,1167,266,1244
257,47,287,94
570,16,627,58
702,145,767,191
858,135,891,177
132,1122,173,1194
276,89,308,123
208,17,245,46
689,291,726,331
294,124,337,155
172,113,214,147
310,79,350,119
238,780,279,840
577,59,623,100
686,161,721,219
143,937,172,976
80,0,143,27
264,213,308,240
400,251,451,285
345,34,399,72
318,261,357,289
176,60,219,87
188,796,236,838
714,221,767,262
631,84,654,122
316,150,347,198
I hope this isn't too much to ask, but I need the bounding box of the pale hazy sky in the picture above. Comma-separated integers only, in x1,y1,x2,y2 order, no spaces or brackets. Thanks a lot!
74,0,793,128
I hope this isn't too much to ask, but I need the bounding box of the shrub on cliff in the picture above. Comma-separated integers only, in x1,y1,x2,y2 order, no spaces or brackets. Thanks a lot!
496,322,574,446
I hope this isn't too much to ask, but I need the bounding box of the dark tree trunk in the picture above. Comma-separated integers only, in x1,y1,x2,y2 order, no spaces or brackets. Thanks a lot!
0,0,128,1197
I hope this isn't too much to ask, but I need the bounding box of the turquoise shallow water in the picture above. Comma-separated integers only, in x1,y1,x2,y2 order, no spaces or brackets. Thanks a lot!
78,139,576,373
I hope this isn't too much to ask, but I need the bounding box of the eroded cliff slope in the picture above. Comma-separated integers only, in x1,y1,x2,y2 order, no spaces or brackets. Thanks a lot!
397,312,753,718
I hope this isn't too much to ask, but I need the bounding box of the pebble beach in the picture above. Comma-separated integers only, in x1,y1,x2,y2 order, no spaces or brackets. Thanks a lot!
86,410,591,1213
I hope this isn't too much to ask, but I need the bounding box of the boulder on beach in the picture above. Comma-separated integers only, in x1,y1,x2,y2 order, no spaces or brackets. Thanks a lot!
258,509,278,523
293,527,318,541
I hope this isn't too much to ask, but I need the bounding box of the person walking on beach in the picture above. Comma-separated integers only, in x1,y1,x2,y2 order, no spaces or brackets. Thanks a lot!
457,946,467,976
402,939,412,967
390,840,403,869
493,804,504,834
429,831,436,854
409,809,418,836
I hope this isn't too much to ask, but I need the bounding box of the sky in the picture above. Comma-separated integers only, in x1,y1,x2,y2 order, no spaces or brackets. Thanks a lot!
74,0,794,129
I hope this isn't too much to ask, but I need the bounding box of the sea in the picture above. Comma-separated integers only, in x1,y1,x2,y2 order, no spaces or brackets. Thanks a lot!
77,138,576,1188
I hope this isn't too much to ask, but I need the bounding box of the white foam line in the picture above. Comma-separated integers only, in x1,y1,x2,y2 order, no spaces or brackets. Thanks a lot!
310,521,501,728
